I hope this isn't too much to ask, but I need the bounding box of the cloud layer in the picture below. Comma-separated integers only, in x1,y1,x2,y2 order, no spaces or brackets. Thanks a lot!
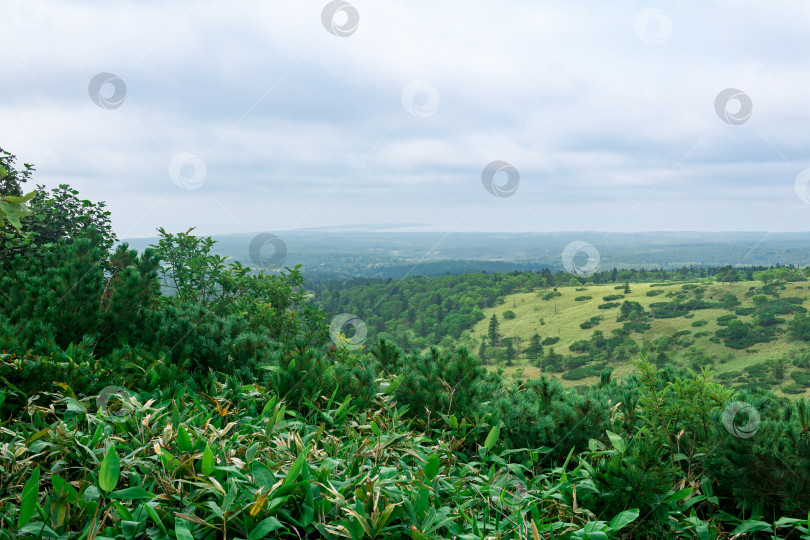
3,0,810,237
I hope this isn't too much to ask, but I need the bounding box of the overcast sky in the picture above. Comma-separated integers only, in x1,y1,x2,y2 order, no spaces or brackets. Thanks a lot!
3,0,810,238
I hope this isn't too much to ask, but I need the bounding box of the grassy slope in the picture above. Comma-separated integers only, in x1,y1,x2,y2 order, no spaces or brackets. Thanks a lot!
469,280,810,395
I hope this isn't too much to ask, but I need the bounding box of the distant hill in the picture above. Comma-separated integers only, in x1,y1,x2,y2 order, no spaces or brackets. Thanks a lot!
469,280,810,397
120,230,810,280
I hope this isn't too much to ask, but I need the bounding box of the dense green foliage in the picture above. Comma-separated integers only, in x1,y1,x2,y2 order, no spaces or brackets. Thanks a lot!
314,265,809,355
3,154,810,539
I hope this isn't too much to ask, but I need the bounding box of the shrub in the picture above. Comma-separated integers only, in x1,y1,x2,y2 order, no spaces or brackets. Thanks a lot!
716,314,737,326
648,300,716,318
561,365,602,380
622,322,651,333
580,316,601,329
565,356,589,369
569,340,591,353
691,320,708,327
715,321,774,349
598,302,621,310
790,370,810,388
575,295,592,301
602,294,625,301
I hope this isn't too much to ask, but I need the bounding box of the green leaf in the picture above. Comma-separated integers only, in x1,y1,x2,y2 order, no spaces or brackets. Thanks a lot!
109,486,156,500
774,517,803,528
17,466,40,528
174,517,194,540
99,443,121,492
177,425,192,453
484,424,500,450
145,503,168,534
383,375,403,394
732,520,773,534
51,475,79,504
83,485,101,503
249,517,284,540
605,430,625,453
160,449,179,470
205,501,224,520
171,400,181,429
370,421,381,437
281,445,309,490
246,442,260,462
662,487,693,503
695,522,712,540
252,462,275,492
114,501,133,521
89,422,105,448
425,454,440,481
201,444,215,476
18,522,59,538
609,508,639,531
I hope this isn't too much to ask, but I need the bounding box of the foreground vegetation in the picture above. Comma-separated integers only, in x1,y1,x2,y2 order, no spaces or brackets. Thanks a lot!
3,148,810,538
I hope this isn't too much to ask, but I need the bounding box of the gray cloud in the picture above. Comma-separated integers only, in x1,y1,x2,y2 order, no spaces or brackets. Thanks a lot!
2,0,810,237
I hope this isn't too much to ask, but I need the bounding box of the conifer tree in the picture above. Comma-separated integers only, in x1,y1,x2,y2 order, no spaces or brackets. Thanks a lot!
505,340,515,366
526,332,543,361
488,314,500,347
